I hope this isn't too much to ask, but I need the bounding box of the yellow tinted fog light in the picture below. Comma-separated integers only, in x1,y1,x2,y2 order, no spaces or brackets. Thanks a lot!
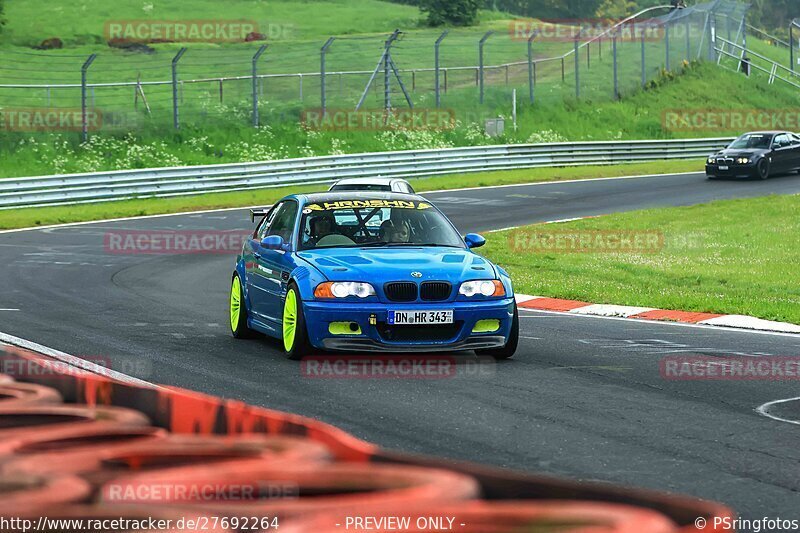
329,322,362,335
472,319,500,333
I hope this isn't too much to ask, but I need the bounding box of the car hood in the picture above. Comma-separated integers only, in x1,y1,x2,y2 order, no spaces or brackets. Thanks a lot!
712,148,767,158
297,247,497,285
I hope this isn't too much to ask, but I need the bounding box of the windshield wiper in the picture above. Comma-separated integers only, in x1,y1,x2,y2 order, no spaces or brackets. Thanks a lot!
360,241,391,247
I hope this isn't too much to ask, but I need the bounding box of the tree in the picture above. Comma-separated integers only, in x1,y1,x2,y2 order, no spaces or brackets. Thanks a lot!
419,0,482,26
596,0,638,19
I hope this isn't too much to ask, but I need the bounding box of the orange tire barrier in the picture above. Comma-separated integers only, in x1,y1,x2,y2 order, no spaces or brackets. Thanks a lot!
0,405,150,441
3,433,331,483
0,382,63,407
1,426,168,476
0,343,736,531
3,505,233,533
98,461,480,518
0,474,91,514
98,434,331,472
281,500,680,533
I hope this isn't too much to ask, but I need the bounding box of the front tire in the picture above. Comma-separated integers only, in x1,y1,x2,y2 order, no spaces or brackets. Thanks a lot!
282,283,313,360
230,274,253,339
757,159,770,180
477,304,519,360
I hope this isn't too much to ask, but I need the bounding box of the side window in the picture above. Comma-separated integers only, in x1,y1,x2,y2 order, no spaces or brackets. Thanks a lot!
792,134,800,145
256,203,281,240
774,134,789,148
266,201,298,243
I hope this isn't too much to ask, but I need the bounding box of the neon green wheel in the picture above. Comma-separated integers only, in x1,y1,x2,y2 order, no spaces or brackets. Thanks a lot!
230,276,242,331
282,284,311,359
283,288,298,352
230,275,251,338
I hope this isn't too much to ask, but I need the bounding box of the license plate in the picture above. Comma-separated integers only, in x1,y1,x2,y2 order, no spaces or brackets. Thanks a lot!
388,310,453,325
719,165,729,170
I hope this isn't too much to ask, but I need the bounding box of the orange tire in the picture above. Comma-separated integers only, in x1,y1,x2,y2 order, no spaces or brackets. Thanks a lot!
0,474,91,514
281,500,678,533
0,383,63,407
0,405,151,441
6,505,234,532
98,461,480,518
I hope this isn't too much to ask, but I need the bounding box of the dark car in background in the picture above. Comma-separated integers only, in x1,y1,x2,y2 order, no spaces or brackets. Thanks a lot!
706,131,800,180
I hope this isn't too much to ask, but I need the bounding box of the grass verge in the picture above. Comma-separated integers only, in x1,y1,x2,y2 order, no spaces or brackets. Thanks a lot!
0,160,702,230
482,194,800,324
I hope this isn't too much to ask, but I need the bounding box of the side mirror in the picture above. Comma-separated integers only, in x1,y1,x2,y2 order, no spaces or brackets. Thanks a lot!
260,235,286,250
465,233,486,249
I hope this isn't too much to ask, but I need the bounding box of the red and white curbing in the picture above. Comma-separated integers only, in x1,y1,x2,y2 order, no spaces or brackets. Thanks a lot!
515,295,800,335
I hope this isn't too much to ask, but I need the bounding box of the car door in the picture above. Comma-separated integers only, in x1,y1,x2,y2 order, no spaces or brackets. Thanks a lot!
771,134,792,173
789,134,800,171
252,200,299,326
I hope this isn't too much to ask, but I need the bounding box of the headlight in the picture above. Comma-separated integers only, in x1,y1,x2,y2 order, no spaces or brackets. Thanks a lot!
736,157,750,164
314,282,376,299
459,280,506,297
707,158,715,164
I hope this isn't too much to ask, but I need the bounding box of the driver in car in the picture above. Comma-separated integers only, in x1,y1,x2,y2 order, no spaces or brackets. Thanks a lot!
308,214,336,246
379,219,411,243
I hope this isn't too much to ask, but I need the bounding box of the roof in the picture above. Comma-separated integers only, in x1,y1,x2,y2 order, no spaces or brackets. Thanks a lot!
331,177,408,185
297,191,424,203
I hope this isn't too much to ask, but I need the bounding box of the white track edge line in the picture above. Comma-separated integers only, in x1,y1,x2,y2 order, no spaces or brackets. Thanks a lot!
0,331,159,389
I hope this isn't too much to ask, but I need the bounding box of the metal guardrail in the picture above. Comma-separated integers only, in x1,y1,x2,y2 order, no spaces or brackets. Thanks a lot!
0,138,732,209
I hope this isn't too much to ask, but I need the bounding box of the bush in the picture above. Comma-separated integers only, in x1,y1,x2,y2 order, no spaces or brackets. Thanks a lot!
419,0,481,26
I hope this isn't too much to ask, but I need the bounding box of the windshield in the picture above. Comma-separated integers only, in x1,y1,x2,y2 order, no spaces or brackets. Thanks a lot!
299,199,465,250
728,133,773,150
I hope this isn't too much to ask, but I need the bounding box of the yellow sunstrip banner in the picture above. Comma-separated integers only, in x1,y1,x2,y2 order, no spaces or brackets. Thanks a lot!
306,200,432,211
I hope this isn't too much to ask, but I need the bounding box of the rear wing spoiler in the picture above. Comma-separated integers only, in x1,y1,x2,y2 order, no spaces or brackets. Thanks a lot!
250,209,268,223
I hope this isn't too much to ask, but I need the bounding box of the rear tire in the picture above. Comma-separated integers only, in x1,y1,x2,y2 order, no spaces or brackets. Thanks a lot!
230,274,253,339
282,283,313,360
477,304,519,360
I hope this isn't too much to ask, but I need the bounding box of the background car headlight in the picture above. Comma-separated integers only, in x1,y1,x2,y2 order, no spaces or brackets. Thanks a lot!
459,280,505,297
736,157,750,164
707,158,715,164
315,282,376,299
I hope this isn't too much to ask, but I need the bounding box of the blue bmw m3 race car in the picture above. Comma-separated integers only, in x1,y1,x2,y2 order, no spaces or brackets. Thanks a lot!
229,192,519,360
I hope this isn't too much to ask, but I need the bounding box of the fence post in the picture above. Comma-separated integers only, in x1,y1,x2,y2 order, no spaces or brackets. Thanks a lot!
641,31,647,87
561,57,565,82
791,21,799,75
384,30,401,114
81,54,97,143
708,16,716,62
685,17,691,62
665,19,671,71
527,32,536,104
321,37,335,117
574,31,581,99
171,47,187,130
479,31,494,104
252,44,267,127
613,32,619,100
435,31,448,108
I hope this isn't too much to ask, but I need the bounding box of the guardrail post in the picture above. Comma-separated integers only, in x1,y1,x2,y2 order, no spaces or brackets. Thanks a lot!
81,54,97,143
435,31,448,108
171,47,187,130
251,44,268,128
479,31,493,104
321,37,335,117
574,31,581,99
527,32,536,104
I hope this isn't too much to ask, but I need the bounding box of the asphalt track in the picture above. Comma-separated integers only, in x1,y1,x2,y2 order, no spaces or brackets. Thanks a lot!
2,170,800,523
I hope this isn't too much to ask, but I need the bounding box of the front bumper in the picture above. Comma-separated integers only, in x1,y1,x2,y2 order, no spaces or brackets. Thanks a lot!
303,297,515,353
705,162,757,179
